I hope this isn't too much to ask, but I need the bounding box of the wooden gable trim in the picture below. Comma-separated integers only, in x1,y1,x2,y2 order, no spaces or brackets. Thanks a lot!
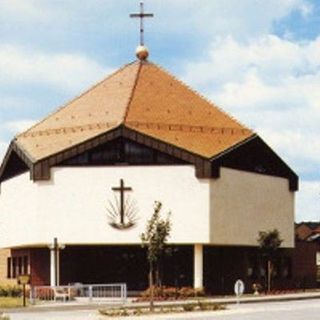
29,125,212,181
31,126,123,181
0,141,33,183
210,135,298,191
121,127,211,179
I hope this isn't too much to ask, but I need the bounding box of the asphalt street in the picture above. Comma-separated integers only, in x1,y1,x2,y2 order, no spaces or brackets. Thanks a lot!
5,298,320,320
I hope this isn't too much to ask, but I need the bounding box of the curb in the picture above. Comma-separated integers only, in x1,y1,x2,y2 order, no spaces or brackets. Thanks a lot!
4,292,320,314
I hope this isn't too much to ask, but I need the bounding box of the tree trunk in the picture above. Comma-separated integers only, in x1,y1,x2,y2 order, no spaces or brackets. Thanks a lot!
155,262,161,287
149,261,154,312
267,259,272,293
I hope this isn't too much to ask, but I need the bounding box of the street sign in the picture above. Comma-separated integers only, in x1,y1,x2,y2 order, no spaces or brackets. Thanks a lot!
234,279,245,297
17,274,30,307
17,274,30,285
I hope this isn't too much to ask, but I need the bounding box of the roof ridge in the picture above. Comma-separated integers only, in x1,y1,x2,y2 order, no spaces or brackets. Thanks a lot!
17,60,139,138
146,61,253,132
126,121,252,135
123,60,143,122
20,121,119,138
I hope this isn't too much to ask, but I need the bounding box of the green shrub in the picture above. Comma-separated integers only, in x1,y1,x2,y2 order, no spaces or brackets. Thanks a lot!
183,304,195,312
0,285,22,297
198,301,212,311
132,307,143,315
119,308,129,316
99,308,130,317
138,286,204,301
198,301,226,311
212,303,226,311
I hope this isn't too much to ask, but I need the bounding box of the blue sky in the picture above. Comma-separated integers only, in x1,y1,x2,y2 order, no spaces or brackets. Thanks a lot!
0,0,319,222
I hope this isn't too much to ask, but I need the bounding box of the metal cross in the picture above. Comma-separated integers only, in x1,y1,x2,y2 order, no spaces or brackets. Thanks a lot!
130,1,154,46
112,179,132,224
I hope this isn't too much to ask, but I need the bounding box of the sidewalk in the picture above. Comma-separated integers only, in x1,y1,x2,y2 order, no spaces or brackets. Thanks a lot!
5,290,320,313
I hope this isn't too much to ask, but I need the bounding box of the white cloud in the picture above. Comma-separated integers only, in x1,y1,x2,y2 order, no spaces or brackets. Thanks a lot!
0,1,310,45
0,0,50,22
0,45,111,93
182,35,320,176
182,33,320,221
0,141,8,163
296,181,320,222
150,0,312,40
5,120,36,135
299,1,314,17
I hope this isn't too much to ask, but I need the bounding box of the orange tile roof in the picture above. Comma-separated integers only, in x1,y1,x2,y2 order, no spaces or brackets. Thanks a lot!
16,60,254,161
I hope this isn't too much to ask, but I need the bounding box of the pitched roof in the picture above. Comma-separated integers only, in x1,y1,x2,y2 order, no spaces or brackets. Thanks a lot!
15,60,254,161
295,222,320,241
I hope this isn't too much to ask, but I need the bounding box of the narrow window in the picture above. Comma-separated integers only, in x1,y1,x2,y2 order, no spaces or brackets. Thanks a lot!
7,257,11,278
23,256,28,274
18,257,23,275
12,257,17,278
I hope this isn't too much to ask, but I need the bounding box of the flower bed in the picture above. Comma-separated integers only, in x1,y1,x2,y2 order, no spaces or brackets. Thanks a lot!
99,301,226,317
135,286,204,302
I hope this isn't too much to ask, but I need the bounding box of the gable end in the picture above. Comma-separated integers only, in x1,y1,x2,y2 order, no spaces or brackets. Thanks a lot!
211,136,298,191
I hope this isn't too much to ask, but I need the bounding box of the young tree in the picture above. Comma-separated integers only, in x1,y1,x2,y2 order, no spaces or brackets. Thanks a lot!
257,229,283,292
141,201,171,311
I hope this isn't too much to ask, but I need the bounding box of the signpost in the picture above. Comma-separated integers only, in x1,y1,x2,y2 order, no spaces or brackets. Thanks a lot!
18,274,30,307
234,279,245,305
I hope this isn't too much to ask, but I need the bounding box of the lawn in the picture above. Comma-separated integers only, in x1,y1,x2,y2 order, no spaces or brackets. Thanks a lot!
0,297,25,309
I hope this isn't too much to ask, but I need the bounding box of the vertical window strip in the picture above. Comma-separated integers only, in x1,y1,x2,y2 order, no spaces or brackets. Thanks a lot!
7,257,11,279
18,257,23,275
12,257,17,278
23,256,29,275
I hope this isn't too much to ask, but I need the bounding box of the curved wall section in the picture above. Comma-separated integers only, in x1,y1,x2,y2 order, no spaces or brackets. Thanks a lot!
0,166,210,247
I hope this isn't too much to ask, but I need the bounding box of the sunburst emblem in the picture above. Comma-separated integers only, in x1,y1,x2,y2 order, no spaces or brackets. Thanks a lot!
107,179,138,230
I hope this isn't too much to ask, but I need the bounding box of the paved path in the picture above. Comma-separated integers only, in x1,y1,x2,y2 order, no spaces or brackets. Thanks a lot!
5,298,320,320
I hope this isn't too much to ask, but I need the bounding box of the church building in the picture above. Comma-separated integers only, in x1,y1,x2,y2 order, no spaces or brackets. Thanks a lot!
0,6,298,294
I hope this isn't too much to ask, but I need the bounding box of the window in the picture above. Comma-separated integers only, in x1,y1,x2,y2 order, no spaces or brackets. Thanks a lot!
18,257,22,275
12,257,17,278
7,255,29,279
23,256,28,275
7,257,11,278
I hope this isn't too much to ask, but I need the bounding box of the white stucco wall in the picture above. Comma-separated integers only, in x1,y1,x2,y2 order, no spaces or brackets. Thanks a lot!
0,166,210,247
209,167,295,247
0,166,295,248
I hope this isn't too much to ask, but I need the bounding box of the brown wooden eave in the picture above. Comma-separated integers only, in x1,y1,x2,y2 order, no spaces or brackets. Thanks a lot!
210,135,298,192
25,125,212,182
0,140,34,183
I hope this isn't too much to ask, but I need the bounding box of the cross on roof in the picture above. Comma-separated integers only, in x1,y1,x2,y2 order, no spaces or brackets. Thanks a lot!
130,1,154,46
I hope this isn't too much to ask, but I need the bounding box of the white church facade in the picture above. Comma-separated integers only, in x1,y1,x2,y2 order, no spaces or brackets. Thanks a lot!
0,57,298,293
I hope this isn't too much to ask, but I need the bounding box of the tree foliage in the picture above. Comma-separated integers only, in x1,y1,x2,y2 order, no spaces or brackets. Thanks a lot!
141,201,171,310
257,229,283,292
141,201,171,264
257,229,283,255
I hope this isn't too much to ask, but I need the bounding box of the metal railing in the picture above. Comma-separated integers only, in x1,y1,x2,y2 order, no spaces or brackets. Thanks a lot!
30,283,127,305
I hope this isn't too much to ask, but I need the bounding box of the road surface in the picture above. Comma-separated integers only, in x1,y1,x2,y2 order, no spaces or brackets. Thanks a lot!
5,298,320,320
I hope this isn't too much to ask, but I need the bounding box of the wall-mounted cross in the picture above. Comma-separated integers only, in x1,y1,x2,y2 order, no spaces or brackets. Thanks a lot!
130,1,154,46
112,179,132,225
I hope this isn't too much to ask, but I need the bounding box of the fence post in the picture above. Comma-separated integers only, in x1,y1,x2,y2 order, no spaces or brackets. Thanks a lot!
122,284,127,304
29,286,35,305
89,285,93,302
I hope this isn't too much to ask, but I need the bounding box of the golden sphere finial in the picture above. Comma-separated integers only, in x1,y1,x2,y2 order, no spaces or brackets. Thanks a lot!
136,45,149,60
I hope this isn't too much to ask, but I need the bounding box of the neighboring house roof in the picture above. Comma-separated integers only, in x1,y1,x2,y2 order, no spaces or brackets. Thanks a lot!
296,222,320,241
15,60,254,161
